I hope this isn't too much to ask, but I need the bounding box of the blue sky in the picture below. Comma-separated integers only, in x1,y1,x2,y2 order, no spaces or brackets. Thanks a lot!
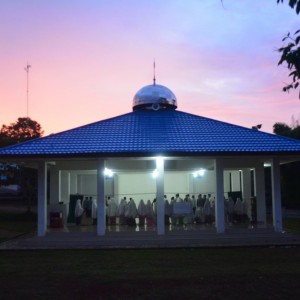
1,0,299,134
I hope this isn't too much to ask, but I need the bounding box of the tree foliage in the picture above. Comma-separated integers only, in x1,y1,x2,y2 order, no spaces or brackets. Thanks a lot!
277,0,300,14
0,117,43,212
273,121,300,139
277,0,300,98
0,117,44,148
273,120,300,208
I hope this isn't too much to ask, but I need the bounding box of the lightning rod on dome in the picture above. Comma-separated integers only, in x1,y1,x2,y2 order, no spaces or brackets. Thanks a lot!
153,59,156,85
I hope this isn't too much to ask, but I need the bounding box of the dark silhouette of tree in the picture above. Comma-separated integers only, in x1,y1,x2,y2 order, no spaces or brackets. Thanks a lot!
0,117,44,148
277,0,300,98
0,117,44,212
273,121,300,139
273,120,300,208
273,122,293,136
277,0,300,14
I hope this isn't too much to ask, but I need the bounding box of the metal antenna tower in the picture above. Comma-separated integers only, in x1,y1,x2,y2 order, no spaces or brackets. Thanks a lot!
24,63,31,117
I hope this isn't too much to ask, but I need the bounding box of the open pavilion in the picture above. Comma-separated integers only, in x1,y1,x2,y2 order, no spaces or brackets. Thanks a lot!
1,80,300,241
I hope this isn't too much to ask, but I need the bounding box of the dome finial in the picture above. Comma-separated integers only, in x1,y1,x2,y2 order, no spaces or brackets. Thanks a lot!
153,59,156,85
132,82,177,111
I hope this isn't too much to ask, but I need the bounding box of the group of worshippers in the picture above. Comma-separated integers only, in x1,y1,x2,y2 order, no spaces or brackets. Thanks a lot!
74,193,250,227
108,197,155,226
74,196,97,226
166,193,250,225
194,194,250,225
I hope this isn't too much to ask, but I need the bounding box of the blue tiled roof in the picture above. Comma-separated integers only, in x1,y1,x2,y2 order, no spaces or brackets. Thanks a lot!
1,110,300,158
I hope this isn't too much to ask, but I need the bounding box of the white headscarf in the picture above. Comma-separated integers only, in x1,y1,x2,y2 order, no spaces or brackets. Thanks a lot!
138,199,147,216
227,197,234,214
74,199,84,217
203,199,211,216
127,198,137,218
165,199,172,216
108,198,118,217
234,198,244,215
92,198,97,219
146,200,154,217
118,198,127,216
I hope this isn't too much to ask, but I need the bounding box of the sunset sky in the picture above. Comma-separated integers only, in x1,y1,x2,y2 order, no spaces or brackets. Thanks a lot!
1,0,299,136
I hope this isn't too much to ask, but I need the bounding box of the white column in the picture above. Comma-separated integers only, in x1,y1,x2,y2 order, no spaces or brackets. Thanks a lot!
49,166,60,205
271,158,282,232
77,174,83,194
70,172,77,194
255,163,266,227
97,160,106,236
214,158,225,233
156,157,165,235
60,171,70,204
37,161,47,237
242,169,252,219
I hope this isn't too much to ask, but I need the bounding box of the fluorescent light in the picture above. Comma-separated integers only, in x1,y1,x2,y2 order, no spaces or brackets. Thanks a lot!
152,169,159,178
104,168,113,177
156,156,164,164
193,169,205,178
198,169,205,176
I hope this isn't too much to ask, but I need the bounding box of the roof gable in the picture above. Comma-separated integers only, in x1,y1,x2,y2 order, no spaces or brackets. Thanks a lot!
1,110,300,157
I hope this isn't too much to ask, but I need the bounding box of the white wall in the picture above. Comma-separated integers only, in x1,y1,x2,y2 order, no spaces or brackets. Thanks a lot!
63,169,243,207
60,171,70,204
116,172,156,203
191,170,215,196
116,170,215,204
231,171,241,192
77,174,97,196
164,172,190,197
224,171,231,193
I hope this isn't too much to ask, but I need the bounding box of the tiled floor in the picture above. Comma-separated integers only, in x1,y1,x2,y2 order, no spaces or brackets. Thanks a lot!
50,218,262,234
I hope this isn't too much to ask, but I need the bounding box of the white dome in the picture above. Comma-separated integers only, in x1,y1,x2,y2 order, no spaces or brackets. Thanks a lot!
132,84,177,111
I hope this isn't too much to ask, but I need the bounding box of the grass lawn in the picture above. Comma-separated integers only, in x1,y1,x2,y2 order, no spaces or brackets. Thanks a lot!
282,217,300,233
1,211,300,299
0,211,37,242
1,248,300,299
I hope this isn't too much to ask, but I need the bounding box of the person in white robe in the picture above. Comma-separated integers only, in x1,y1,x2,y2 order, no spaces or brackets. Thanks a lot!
118,197,127,225
234,197,244,222
175,193,183,202
146,200,154,217
74,199,84,225
164,197,171,225
92,198,97,225
108,198,118,217
138,199,147,217
138,199,147,226
203,198,212,224
209,195,215,208
127,198,137,218
194,206,204,224
183,194,193,224
107,198,118,225
126,198,137,226
226,197,235,224
170,197,177,225
146,199,155,226
191,195,197,215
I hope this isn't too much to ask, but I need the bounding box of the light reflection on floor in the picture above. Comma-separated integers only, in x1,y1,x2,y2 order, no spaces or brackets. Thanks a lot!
49,218,256,233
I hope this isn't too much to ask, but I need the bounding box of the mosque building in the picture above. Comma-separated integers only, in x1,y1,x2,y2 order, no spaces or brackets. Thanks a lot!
1,78,300,238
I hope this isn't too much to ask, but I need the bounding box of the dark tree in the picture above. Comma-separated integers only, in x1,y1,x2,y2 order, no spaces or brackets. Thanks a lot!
277,0,300,14
0,117,44,212
273,121,300,208
273,122,293,136
0,117,44,148
277,0,300,97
